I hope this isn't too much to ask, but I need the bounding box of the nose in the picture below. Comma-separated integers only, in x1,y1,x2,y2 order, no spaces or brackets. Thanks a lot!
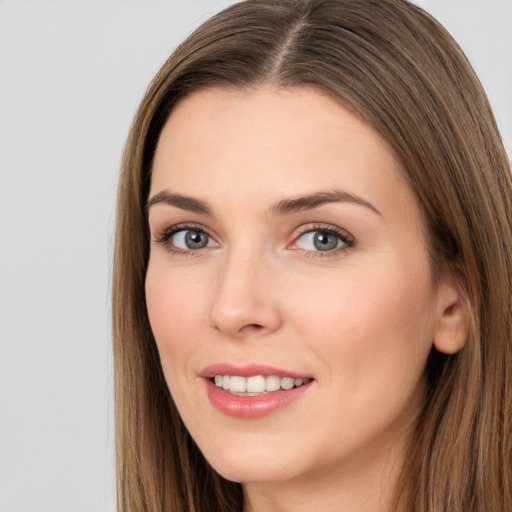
208,248,282,339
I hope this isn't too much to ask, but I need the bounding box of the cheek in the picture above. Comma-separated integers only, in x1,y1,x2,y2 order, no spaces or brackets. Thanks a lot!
288,260,437,383
145,265,209,377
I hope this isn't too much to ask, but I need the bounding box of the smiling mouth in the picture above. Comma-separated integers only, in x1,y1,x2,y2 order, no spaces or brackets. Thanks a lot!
213,375,312,396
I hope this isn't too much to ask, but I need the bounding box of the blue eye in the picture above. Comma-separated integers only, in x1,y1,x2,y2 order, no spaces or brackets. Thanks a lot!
294,228,351,252
155,225,218,253
172,229,216,250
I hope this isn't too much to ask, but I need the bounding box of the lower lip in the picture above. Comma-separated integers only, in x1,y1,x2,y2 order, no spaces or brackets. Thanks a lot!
204,378,313,419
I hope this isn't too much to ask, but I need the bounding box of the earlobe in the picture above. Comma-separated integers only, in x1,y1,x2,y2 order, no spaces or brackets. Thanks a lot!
433,277,469,355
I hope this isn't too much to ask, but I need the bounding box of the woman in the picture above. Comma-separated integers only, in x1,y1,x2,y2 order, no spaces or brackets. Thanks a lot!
112,0,512,510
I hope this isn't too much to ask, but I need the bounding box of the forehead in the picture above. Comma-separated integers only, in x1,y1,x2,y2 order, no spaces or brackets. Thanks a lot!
150,86,415,220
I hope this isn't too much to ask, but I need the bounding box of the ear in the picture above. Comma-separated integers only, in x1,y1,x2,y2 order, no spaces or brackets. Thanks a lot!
433,275,469,355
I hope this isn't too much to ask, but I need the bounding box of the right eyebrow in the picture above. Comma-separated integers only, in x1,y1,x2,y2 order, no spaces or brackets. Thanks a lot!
146,190,213,215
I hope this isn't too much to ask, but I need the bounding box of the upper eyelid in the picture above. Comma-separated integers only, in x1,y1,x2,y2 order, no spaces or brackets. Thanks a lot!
152,223,213,245
291,223,354,241
154,222,212,237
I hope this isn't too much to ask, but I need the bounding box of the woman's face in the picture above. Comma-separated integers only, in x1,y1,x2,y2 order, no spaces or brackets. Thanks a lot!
146,86,450,489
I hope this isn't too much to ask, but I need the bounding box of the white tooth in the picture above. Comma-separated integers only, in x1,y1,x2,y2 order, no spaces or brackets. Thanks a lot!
214,375,223,387
266,375,281,392
294,378,303,387
281,377,294,390
229,376,246,393
222,375,230,390
247,375,266,393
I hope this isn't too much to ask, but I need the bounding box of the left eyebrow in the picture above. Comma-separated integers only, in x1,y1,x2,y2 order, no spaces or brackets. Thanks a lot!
270,190,381,216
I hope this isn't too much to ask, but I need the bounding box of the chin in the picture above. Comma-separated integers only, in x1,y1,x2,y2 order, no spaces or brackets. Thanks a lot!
199,438,304,484
210,459,298,485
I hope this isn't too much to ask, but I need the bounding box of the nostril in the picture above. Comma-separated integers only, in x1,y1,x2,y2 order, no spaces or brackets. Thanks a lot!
241,323,264,333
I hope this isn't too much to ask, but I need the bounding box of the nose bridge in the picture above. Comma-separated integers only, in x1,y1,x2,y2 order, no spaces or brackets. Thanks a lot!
208,240,280,337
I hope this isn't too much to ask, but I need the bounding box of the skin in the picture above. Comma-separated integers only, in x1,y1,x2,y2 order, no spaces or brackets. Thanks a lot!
145,86,465,512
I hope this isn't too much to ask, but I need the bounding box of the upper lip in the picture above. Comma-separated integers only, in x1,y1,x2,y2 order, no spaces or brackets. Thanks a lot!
200,363,311,380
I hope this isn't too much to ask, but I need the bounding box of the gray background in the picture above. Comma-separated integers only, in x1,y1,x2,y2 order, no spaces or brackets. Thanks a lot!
0,1,510,511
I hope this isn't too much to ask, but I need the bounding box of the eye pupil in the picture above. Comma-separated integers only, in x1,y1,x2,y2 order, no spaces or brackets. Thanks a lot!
313,232,338,251
185,230,208,249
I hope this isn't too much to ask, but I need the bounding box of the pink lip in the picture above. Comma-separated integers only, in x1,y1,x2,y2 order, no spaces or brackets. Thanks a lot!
200,363,309,380
200,363,314,419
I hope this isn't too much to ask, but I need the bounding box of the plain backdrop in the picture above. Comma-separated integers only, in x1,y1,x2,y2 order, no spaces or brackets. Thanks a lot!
0,1,510,511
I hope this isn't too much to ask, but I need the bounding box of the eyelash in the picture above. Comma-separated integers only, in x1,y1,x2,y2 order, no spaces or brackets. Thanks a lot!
153,222,355,257
292,224,355,258
154,223,211,256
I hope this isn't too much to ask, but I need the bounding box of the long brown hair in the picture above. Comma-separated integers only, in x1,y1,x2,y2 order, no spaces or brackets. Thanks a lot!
112,1,512,510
